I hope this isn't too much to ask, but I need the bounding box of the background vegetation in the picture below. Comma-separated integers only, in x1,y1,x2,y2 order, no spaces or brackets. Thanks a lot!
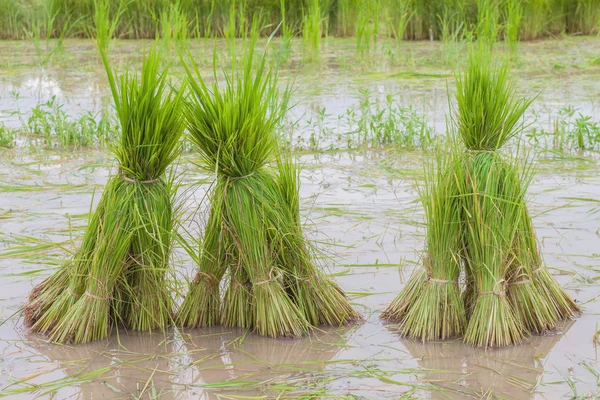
0,0,599,41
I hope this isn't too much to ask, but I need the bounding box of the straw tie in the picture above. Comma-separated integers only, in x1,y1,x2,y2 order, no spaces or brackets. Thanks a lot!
83,290,109,301
255,269,283,286
194,271,219,286
120,173,159,184
427,277,458,285
479,279,507,297
509,265,532,286
423,256,457,285
225,171,257,182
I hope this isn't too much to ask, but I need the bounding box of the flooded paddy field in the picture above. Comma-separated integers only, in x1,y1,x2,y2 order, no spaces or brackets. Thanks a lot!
0,38,599,399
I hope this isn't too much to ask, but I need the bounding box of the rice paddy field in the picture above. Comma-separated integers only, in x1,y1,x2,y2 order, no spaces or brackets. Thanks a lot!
1,35,600,399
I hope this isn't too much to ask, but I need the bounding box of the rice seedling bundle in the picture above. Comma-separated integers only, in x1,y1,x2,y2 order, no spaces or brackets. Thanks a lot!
455,44,579,346
381,149,466,341
177,39,359,337
383,44,579,347
23,48,185,343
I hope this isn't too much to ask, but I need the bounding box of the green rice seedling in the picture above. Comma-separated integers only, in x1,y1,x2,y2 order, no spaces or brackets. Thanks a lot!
437,0,467,44
0,0,27,39
178,37,358,337
335,0,359,36
520,0,549,40
570,0,600,35
159,0,189,58
382,147,466,341
302,0,322,62
476,0,499,45
25,0,73,66
24,47,185,343
454,46,529,347
275,155,360,326
505,0,522,55
0,124,15,148
356,0,380,56
344,90,433,149
387,0,414,42
453,46,532,152
276,0,295,64
513,205,580,322
23,97,110,149
92,0,125,54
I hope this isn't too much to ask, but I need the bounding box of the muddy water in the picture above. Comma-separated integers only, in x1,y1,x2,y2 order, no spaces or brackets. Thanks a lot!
0,149,598,399
0,39,599,399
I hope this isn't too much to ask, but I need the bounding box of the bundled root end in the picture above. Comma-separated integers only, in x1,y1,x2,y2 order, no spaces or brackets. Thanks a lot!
122,269,173,332
221,278,253,329
398,279,465,342
177,279,221,328
23,267,71,327
49,292,111,344
381,269,426,322
295,274,360,326
533,267,580,320
253,281,310,338
464,294,524,347
508,280,557,334
30,288,81,335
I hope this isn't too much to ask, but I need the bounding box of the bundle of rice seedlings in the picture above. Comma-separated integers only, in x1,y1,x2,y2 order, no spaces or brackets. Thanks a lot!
24,197,107,332
177,38,358,337
504,165,561,334
454,44,577,346
275,156,360,326
381,148,466,342
24,47,185,343
456,151,526,347
454,46,530,347
512,206,580,322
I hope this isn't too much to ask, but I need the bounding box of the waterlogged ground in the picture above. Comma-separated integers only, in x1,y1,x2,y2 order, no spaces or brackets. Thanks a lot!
0,39,599,399
2,37,600,148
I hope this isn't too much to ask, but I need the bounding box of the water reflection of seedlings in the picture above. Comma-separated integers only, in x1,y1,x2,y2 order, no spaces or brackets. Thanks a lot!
8,331,176,398
395,320,574,399
182,326,351,398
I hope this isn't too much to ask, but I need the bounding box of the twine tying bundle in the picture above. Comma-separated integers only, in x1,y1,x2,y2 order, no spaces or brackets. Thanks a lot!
228,171,256,181
83,290,109,301
479,279,507,298
255,269,283,286
194,271,219,286
427,276,458,284
120,172,159,184
509,265,533,286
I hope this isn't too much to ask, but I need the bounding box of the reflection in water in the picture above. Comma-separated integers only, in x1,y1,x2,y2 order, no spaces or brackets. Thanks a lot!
180,326,350,399
29,329,177,399
26,326,351,399
393,320,575,399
